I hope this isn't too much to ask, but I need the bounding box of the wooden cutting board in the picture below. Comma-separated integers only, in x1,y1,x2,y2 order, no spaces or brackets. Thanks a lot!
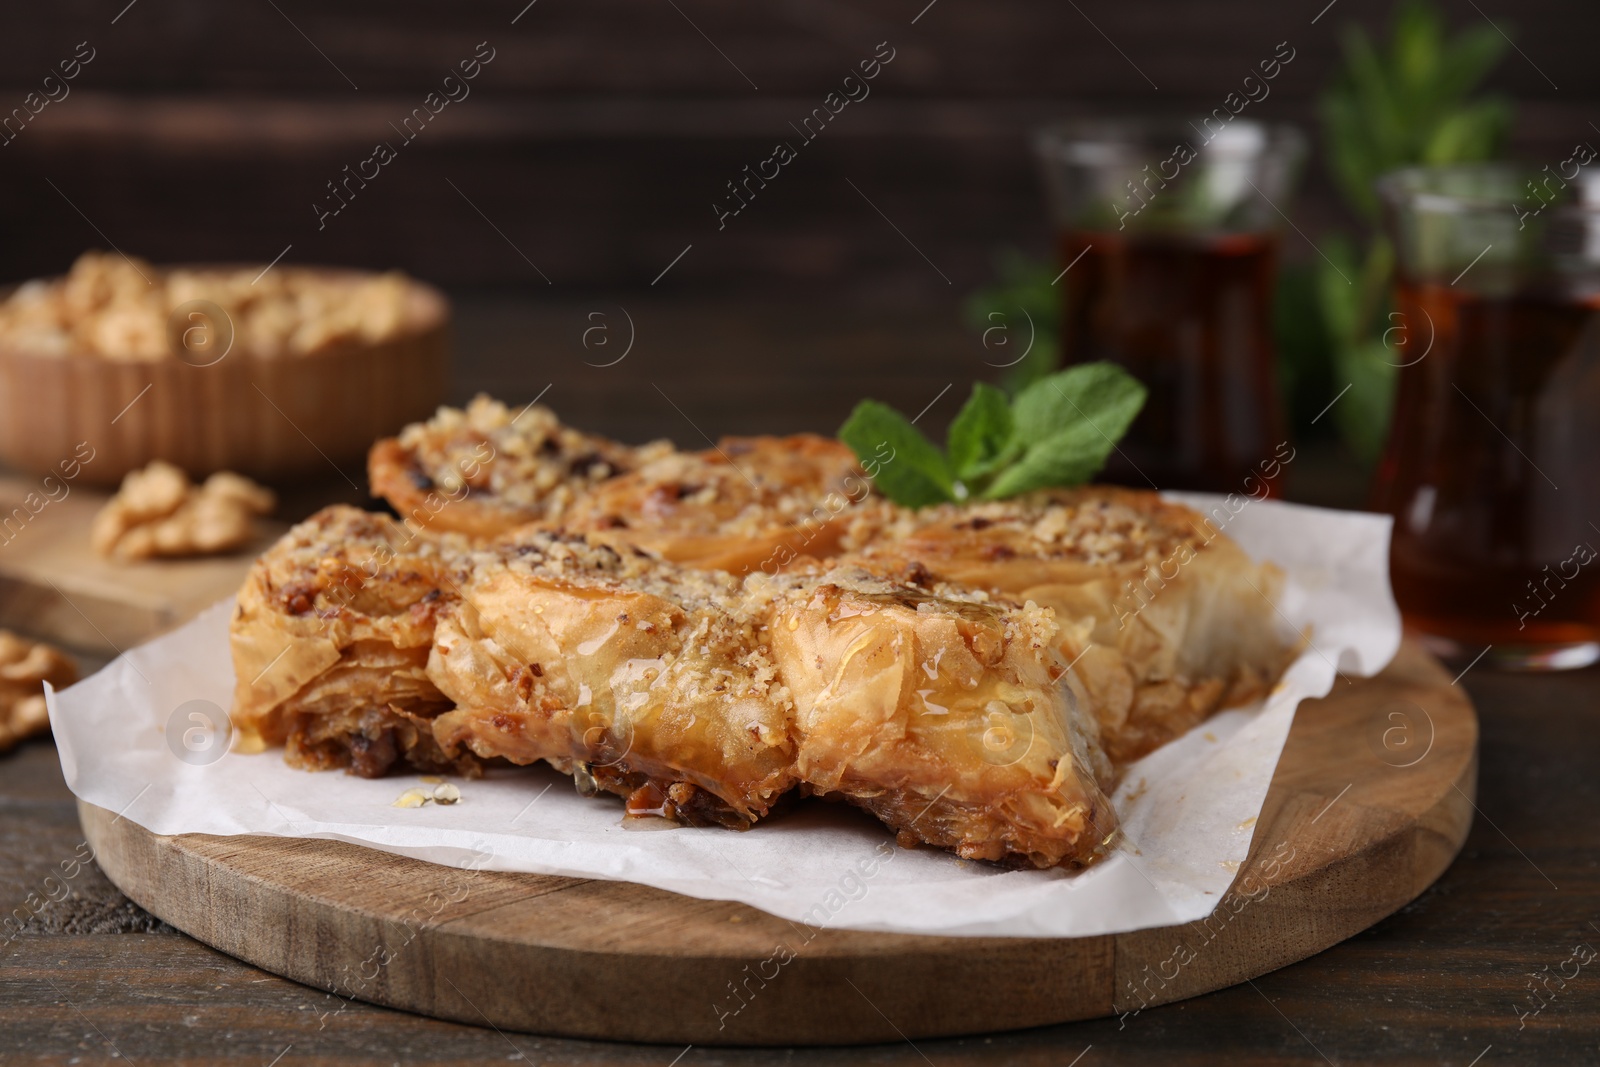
78,637,1477,1047
0,473,285,656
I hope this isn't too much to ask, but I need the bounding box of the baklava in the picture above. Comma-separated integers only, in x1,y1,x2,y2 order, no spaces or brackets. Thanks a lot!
842,488,1298,762
563,433,874,575
367,396,673,537
235,402,1300,869
230,505,1119,867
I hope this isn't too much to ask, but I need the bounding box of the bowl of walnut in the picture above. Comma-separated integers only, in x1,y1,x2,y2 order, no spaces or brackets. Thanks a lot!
0,252,449,489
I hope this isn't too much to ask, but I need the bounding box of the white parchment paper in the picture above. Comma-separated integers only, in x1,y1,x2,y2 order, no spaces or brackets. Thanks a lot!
48,496,1399,938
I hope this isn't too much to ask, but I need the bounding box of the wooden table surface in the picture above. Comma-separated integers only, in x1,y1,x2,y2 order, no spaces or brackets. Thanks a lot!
2,298,1596,1064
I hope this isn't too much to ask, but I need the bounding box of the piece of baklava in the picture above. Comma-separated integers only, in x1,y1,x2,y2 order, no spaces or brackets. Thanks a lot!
424,529,800,829
230,507,1119,867
562,433,876,576
419,541,1118,862
230,505,476,775
849,487,1299,763
758,564,1117,868
368,396,673,537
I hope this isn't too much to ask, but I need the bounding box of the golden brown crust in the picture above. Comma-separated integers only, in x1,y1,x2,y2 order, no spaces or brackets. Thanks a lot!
368,396,672,537
229,505,475,774
759,566,1116,868
564,433,872,576
427,537,799,828
844,488,1298,763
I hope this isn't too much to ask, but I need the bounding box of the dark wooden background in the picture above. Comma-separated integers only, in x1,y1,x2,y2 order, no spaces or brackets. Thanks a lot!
0,0,1594,303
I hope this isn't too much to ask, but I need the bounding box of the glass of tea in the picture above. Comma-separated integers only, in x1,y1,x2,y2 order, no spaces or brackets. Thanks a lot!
1374,163,1600,670
1034,118,1306,494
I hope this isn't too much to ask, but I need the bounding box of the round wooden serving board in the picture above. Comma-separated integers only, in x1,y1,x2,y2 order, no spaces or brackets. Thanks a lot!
80,638,1476,1047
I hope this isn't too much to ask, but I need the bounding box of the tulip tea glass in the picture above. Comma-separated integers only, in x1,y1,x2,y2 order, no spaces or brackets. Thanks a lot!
1374,163,1600,669
1034,118,1306,494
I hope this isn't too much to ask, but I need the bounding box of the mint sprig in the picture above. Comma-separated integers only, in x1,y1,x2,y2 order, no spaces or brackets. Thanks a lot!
838,363,1147,507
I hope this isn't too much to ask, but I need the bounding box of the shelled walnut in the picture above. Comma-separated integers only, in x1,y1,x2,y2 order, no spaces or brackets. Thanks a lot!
0,631,77,753
92,461,276,560
0,251,414,360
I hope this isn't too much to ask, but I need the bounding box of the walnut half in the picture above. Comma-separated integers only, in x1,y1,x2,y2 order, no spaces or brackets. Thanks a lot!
0,631,77,753
92,461,276,561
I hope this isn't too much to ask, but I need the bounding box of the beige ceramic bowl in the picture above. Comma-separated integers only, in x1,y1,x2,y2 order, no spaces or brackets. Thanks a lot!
0,268,449,489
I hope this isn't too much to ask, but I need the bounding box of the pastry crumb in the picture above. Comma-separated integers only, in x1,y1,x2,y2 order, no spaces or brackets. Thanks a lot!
393,788,430,809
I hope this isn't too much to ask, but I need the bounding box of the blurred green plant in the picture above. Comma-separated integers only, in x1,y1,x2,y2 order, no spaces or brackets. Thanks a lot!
965,0,1512,463
1310,0,1512,460
962,251,1061,393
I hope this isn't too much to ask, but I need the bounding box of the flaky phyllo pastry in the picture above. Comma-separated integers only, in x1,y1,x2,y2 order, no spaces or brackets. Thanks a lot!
231,400,1297,869
230,507,475,776
233,506,1114,867
763,565,1115,866
842,487,1296,764
562,432,871,575
367,396,675,537
372,395,876,576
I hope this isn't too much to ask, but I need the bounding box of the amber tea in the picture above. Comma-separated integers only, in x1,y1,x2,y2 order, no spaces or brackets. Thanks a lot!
1374,280,1600,657
1058,229,1286,494
1375,162,1600,667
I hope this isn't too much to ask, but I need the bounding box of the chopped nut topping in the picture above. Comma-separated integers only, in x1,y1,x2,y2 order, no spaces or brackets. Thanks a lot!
391,396,672,519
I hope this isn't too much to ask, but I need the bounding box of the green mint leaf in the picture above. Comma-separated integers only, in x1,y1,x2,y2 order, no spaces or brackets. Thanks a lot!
838,400,954,508
946,382,1015,482
981,422,1113,499
840,364,1145,507
983,363,1146,499
1010,363,1147,446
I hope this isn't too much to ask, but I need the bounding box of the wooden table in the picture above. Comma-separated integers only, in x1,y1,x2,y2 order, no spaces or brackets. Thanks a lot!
5,664,1596,1065
2,298,1596,1064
